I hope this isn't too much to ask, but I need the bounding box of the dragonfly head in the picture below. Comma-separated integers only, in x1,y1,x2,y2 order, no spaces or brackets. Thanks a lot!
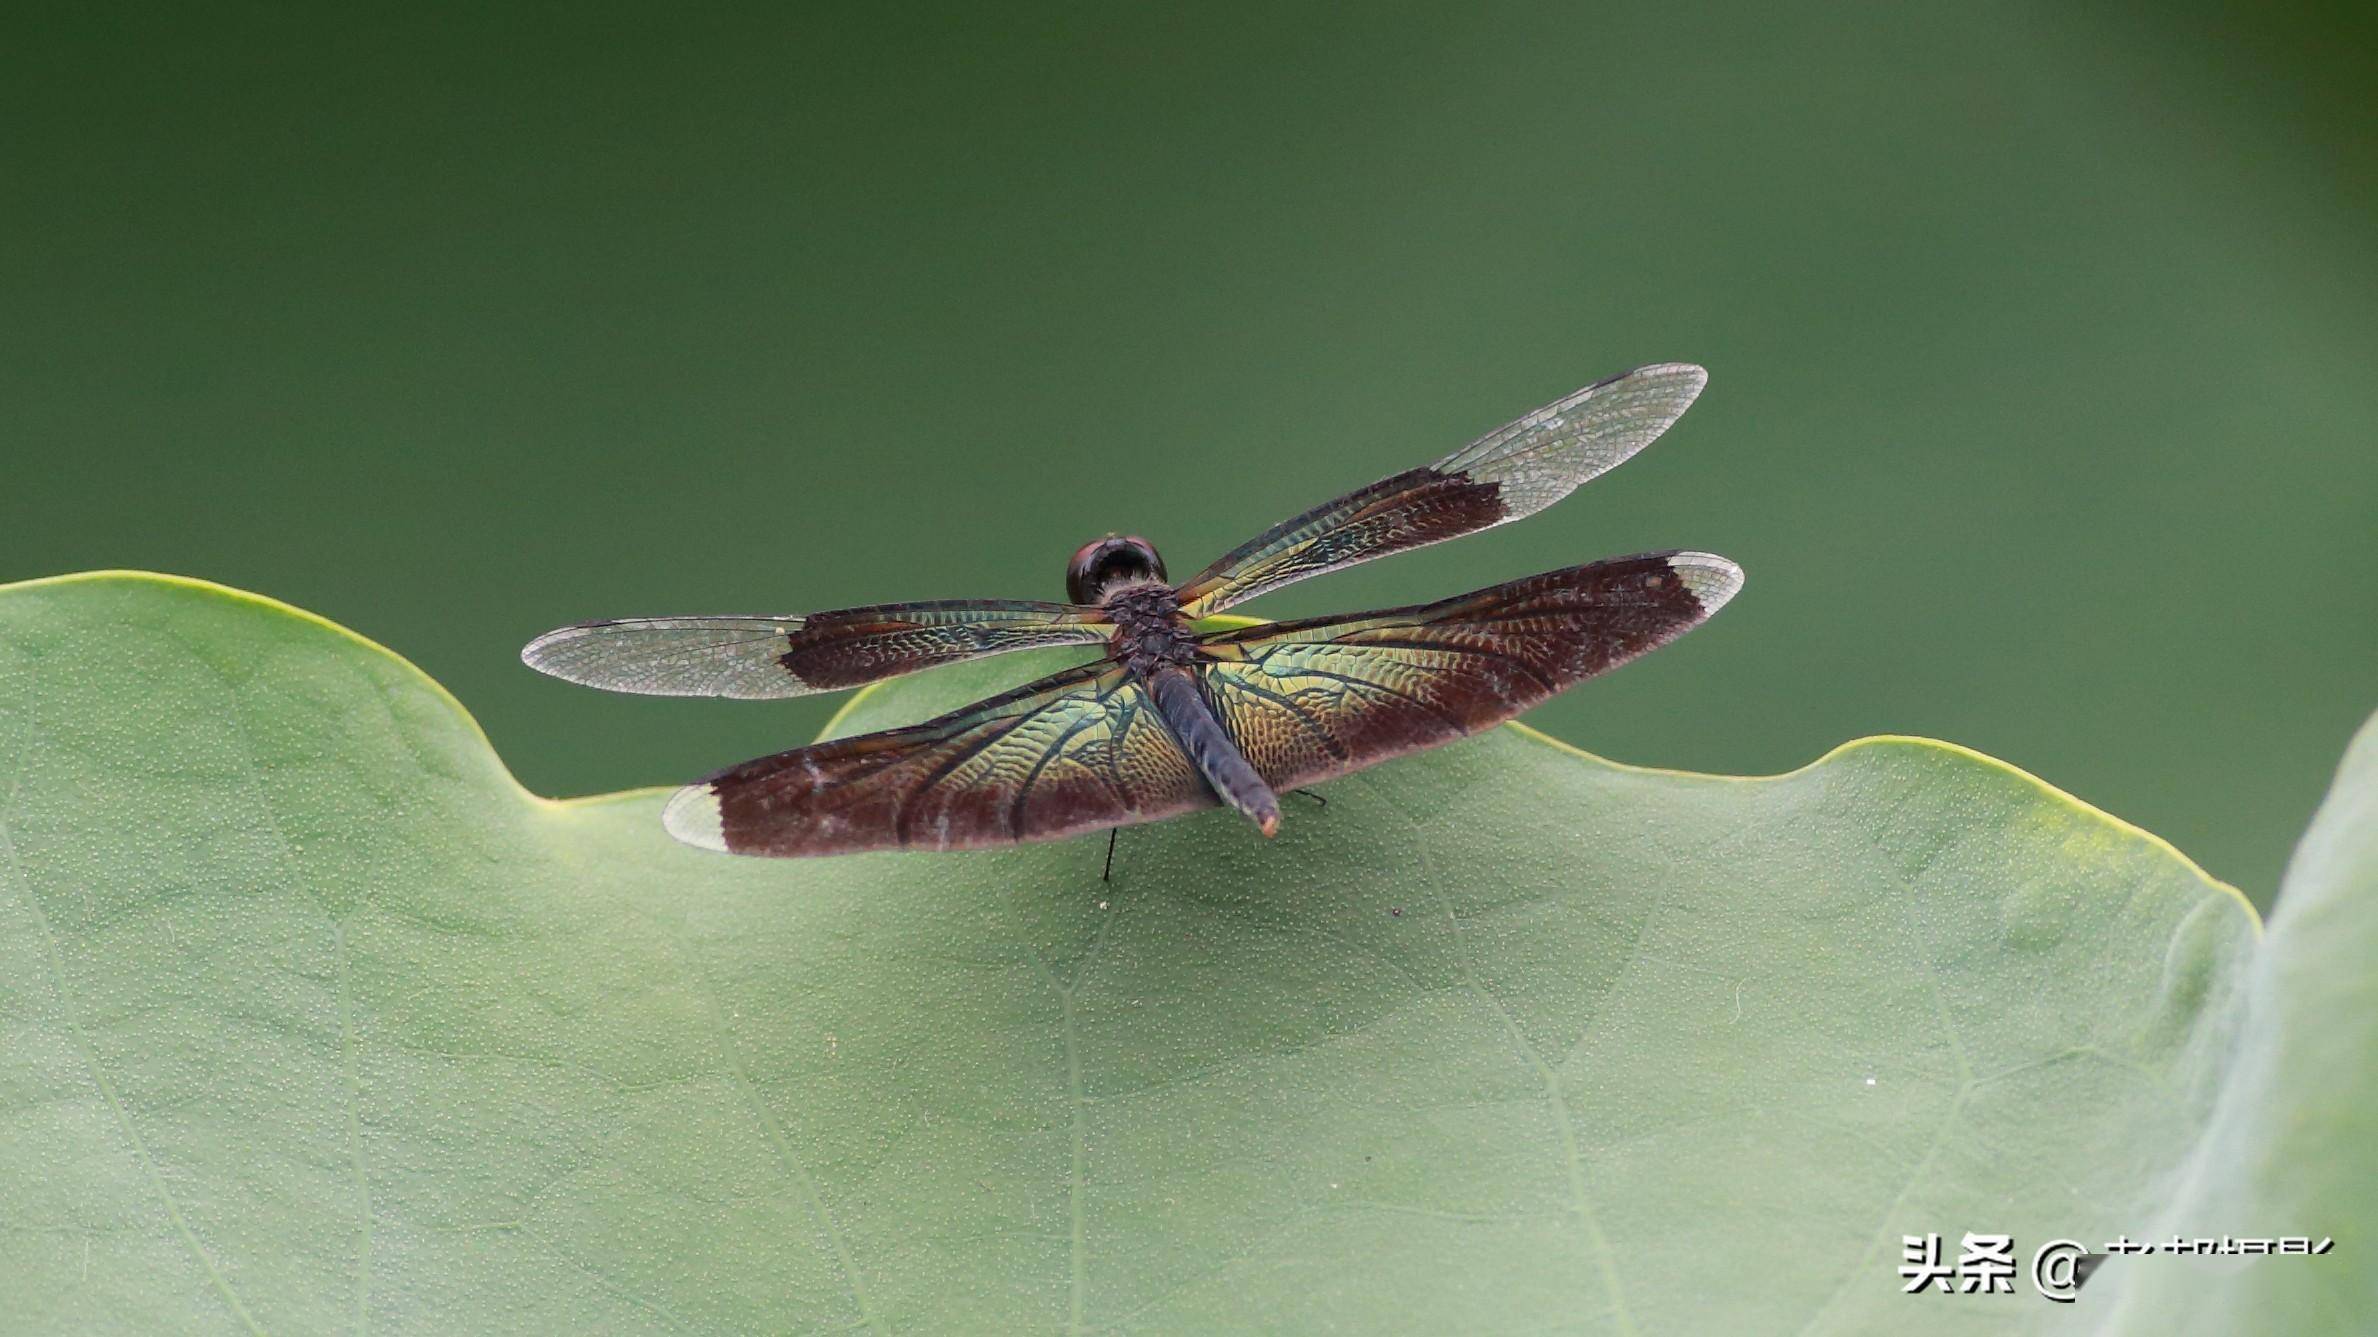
1067,534,1168,604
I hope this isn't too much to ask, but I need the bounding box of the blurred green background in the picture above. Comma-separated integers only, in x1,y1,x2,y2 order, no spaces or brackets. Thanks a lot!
4,3,2371,906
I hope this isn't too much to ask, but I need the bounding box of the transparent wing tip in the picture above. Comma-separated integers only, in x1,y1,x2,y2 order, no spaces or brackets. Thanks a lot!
662,784,729,852
516,615,811,698
520,621,656,690
1623,361,1708,392
519,623,593,677
1667,551,1744,615
1602,361,1708,419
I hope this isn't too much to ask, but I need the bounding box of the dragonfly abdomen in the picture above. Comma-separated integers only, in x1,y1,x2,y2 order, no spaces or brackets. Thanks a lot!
1145,666,1281,837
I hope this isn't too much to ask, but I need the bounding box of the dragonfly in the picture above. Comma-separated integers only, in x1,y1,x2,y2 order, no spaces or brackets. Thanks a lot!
523,363,1741,861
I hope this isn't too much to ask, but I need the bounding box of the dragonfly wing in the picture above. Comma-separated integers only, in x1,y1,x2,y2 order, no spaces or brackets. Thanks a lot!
1196,551,1742,790
1175,363,1706,617
665,660,1215,855
522,600,1110,699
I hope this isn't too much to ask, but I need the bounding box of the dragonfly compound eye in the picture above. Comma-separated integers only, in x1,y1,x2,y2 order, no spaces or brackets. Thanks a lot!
1067,536,1167,603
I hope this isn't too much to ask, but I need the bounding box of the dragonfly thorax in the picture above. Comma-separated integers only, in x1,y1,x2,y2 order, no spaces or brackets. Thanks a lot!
1100,581,1199,677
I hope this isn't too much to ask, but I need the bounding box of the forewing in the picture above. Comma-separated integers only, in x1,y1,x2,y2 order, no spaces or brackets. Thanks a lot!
1196,551,1742,790
663,661,1215,855
1174,363,1706,617
521,600,1109,699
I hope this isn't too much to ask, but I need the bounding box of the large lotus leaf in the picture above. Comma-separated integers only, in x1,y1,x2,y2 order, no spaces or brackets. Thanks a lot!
2,571,2332,1334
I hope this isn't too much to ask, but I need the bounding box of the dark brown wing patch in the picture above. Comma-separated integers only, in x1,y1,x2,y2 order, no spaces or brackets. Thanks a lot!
1196,551,1743,792
780,601,1111,690
664,661,1215,856
1170,468,1506,618
1174,363,1706,617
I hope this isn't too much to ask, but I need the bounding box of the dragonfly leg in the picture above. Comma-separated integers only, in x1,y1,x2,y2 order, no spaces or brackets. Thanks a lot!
1291,788,1328,809
1102,828,1119,882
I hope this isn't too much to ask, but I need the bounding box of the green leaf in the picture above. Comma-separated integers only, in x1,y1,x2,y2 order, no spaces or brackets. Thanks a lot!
2080,709,2378,1331
0,570,2352,1334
